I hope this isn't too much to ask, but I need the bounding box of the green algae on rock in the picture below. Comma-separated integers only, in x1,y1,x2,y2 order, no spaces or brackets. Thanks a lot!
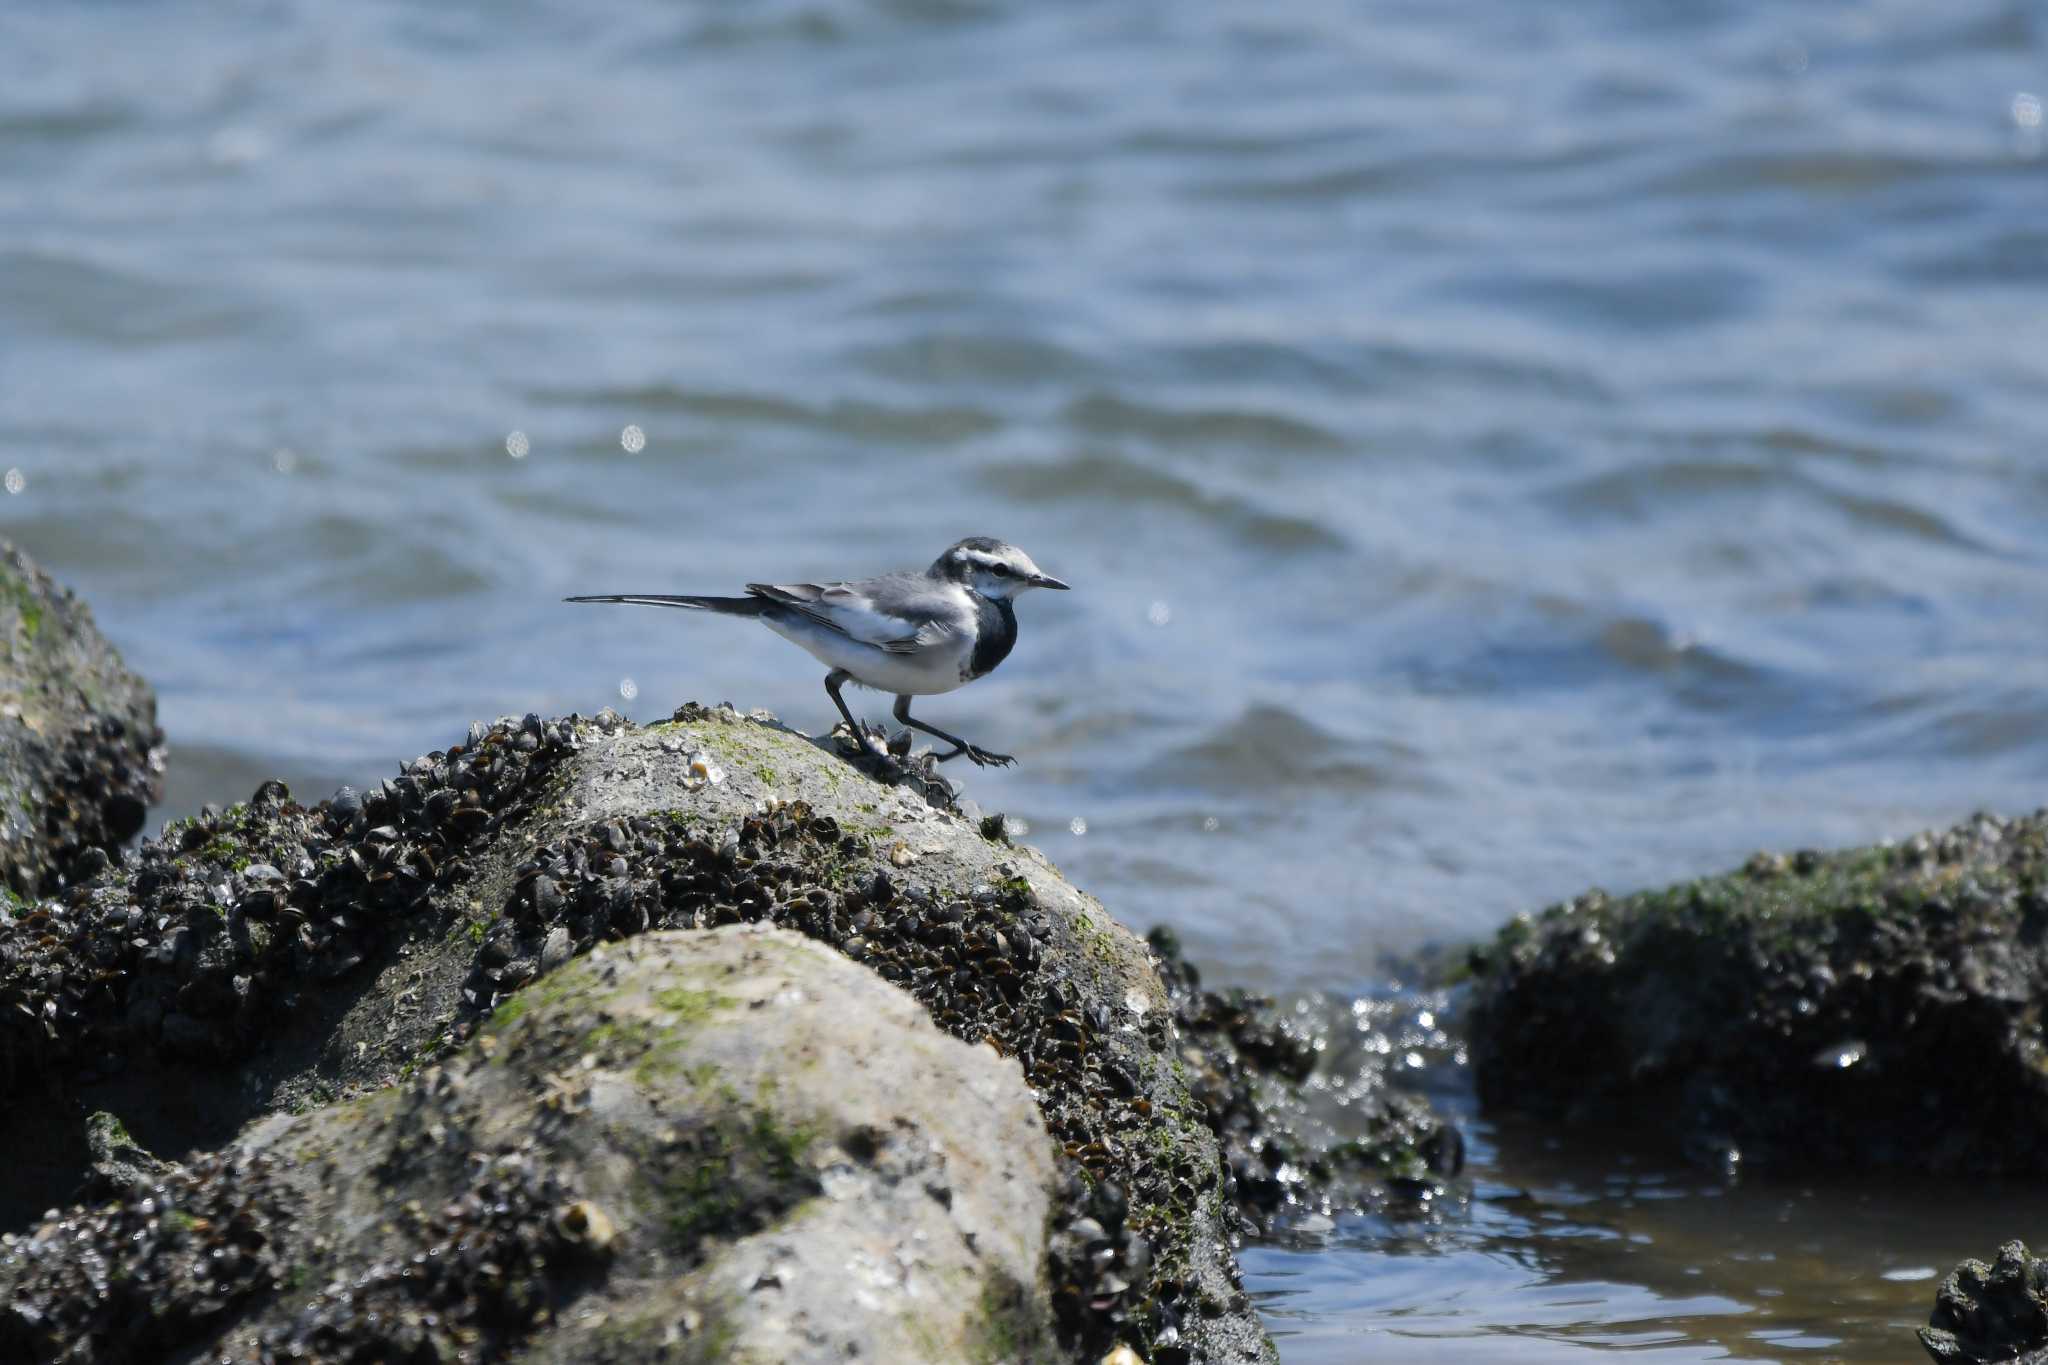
1467,809,2048,1174
0,539,163,901
0,928,1060,1365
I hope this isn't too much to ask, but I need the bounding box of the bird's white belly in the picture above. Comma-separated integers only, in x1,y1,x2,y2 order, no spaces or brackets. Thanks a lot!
762,616,969,696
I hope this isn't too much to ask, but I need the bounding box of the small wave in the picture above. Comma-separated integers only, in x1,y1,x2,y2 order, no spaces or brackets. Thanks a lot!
1437,265,1759,334
1120,123,1365,161
1901,229,2048,286
983,451,1344,551
848,332,1096,387
1594,617,1763,688
1541,452,1996,554
525,384,1001,445
1063,391,1345,453
1184,156,1431,204
1124,336,1605,405
0,248,265,347
1140,704,1419,794
0,100,134,143
1646,150,1957,198
1542,458,1778,522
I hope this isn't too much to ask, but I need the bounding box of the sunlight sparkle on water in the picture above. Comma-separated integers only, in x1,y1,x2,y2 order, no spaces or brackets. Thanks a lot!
1147,600,1172,627
3,469,23,496
505,430,530,459
619,677,638,701
621,424,646,453
1069,817,1088,836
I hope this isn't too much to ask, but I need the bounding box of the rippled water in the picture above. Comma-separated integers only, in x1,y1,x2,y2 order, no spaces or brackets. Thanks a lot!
5,0,2045,1357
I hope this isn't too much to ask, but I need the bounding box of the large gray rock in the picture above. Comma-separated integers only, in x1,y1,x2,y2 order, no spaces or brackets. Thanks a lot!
1,702,1457,1361
0,539,162,899
0,926,1060,1363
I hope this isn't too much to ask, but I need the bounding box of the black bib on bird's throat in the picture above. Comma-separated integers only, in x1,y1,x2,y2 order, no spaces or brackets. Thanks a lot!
965,593,1017,681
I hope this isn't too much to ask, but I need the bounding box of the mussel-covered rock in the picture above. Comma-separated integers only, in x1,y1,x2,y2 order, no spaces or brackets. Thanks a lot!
1148,927,1463,1233
0,699,1459,1362
0,928,1059,1365
1468,809,2048,1175
0,539,163,899
1920,1241,2048,1364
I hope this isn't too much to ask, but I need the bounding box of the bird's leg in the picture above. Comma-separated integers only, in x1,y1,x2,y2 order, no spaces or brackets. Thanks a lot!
825,670,885,750
893,695,1014,768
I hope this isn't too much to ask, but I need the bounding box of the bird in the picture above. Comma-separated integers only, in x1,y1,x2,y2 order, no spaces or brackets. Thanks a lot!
566,537,1069,767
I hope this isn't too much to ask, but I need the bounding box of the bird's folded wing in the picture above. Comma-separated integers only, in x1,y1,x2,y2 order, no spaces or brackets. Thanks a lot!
746,581,948,655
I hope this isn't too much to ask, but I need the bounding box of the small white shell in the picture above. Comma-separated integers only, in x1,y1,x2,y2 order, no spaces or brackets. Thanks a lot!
682,751,726,790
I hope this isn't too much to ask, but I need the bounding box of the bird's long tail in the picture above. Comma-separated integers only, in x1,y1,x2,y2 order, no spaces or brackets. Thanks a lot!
564,593,770,616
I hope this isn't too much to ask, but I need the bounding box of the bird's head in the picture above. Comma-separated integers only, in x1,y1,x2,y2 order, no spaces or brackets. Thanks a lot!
933,537,1070,600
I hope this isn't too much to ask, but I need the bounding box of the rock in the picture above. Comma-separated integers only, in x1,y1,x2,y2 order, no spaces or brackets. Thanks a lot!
1148,926,1463,1230
0,540,163,899
3,703,1392,1361
0,928,1061,1364
1920,1241,2048,1364
75,1109,173,1204
0,701,1462,1360
1467,809,2048,1174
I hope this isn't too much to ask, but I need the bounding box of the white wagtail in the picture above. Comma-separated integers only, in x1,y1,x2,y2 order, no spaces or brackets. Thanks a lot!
567,537,1069,767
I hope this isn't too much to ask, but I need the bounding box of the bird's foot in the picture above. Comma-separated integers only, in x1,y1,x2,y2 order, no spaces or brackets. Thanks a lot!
938,743,1015,768
833,720,892,759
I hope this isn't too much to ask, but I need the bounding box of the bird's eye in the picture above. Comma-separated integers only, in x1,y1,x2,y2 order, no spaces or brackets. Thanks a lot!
990,563,1012,577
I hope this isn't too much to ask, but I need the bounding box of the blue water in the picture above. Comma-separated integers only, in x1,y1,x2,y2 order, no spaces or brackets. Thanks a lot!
4,1,2045,1356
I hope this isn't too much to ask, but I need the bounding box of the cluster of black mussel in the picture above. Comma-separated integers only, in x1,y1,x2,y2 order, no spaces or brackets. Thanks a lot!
0,1135,599,1365
271,1145,591,1364
0,1148,290,1360
13,709,162,905
0,711,590,1089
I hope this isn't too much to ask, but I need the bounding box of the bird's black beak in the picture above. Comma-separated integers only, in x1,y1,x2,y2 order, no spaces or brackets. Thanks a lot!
1031,573,1070,590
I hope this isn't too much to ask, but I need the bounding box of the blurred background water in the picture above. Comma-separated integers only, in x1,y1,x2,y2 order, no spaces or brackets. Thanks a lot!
3,0,2044,1358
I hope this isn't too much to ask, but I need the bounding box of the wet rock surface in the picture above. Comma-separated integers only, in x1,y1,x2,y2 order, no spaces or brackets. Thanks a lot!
1149,927,1463,1233
0,928,1060,1364
0,709,588,1229
1920,1241,2048,1364
0,539,163,901
1467,809,2048,1175
0,701,1458,1361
